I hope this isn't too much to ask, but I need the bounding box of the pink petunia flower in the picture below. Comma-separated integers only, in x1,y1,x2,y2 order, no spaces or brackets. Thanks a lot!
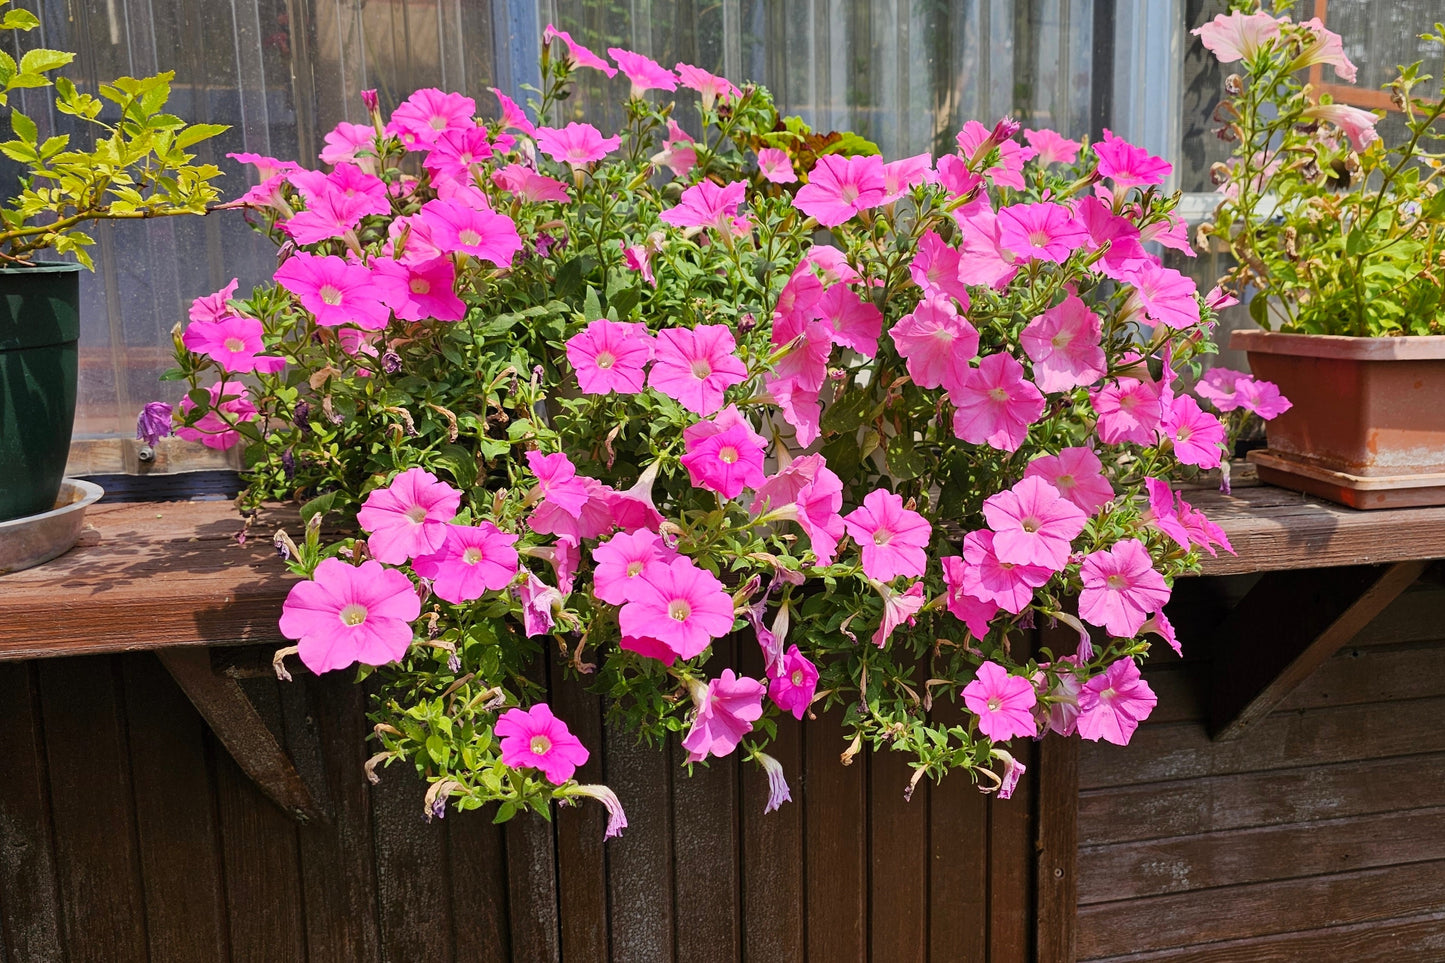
491,164,570,203
566,319,653,394
418,198,523,266
889,296,980,396
387,88,477,151
1074,195,1151,281
872,580,926,648
793,153,888,227
996,202,1088,263
750,452,846,565
652,119,698,178
1191,9,1283,64
1120,260,1201,331
1078,539,1171,638
1161,394,1226,469
769,644,818,720
591,530,677,605
674,62,741,110
189,278,241,325
1293,18,1358,83
817,285,882,357
881,153,936,203
659,180,748,233
982,476,1087,571
489,87,535,135
757,147,797,183
1076,658,1157,745
955,119,1034,190
525,450,592,519
543,24,617,76
963,661,1039,742
960,530,1053,614
423,126,494,187
950,352,1046,452
1092,377,1164,446
175,380,257,451
1024,447,1114,515
618,557,734,660
647,324,748,415
909,230,973,306
496,704,591,783
1020,294,1106,393
411,523,520,604
274,252,392,330
608,48,676,94
1093,129,1173,189
1023,128,1081,165
319,122,379,171
535,122,622,168
229,152,301,181
279,558,421,673
357,467,462,564
182,315,286,374
842,488,932,582
941,555,999,638
679,409,768,499
517,572,565,637
682,670,766,762
620,241,656,285
369,256,467,323
605,462,666,534
1233,378,1292,420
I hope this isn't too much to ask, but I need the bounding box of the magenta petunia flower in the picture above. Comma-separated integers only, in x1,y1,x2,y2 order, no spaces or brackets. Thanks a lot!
1162,394,1226,469
1120,260,1200,331
535,122,621,168
606,462,666,534
319,122,378,171
659,180,747,233
842,488,932,582
418,198,522,267
525,450,592,518
369,256,467,323
889,296,980,396
1074,195,1150,281
950,352,1046,452
652,119,698,178
682,670,766,762
750,452,846,565
768,644,818,720
608,48,676,94
1294,18,1358,82
757,147,797,184
955,119,1033,190
566,319,653,394
962,661,1039,742
872,580,926,648
1076,658,1157,746
1020,294,1106,393
1023,128,1081,165
496,704,591,783
817,284,882,357
175,380,257,451
960,530,1053,614
1091,377,1164,447
591,530,676,605
273,252,391,330
983,476,1087,572
1233,378,1292,420
182,314,286,374
387,88,477,151
491,163,570,203
1191,9,1283,63
793,153,888,227
618,557,734,660
357,467,462,564
680,420,767,500
881,153,935,204
422,126,494,188
909,230,972,307
411,523,519,604
530,475,617,543
279,558,421,673
1078,539,1171,638
647,324,748,415
543,24,617,77
489,87,535,135
189,278,241,326
1093,129,1173,189
940,555,998,638
620,242,656,286
228,152,301,181
996,202,1089,264
1025,447,1114,514
674,62,741,109
517,573,565,637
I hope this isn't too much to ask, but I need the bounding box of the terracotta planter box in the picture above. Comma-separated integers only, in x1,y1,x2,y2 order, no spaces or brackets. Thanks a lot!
1230,330,1445,509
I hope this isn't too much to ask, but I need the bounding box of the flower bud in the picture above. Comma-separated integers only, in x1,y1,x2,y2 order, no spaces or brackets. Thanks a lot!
360,87,379,112
989,115,1021,144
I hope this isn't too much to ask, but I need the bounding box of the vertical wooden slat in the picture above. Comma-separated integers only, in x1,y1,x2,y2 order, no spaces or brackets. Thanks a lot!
870,744,928,961
505,806,561,962
986,738,1037,963
449,800,512,962
38,656,148,963
804,709,866,963
370,742,455,962
604,722,676,963
928,697,989,963
553,664,610,962
122,654,231,961
0,662,64,963
1034,736,1078,963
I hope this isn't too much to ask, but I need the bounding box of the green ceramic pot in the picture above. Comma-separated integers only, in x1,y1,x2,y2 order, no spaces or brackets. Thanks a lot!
0,261,81,522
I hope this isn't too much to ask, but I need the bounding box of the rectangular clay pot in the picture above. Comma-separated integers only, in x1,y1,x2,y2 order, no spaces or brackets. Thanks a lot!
1230,330,1445,509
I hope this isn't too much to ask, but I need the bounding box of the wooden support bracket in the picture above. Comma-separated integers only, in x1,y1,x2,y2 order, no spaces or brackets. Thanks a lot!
1209,559,1429,741
156,648,324,823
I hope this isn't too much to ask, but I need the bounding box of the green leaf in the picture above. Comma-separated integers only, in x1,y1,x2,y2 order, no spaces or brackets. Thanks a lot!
8,108,35,144
820,388,875,434
0,8,41,31
885,433,926,480
493,801,518,824
432,443,478,490
299,491,339,524
173,122,227,149
553,257,585,302
18,48,71,76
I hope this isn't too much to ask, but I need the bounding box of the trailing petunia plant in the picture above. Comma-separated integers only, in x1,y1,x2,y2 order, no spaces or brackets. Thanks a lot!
164,27,1238,831
1197,1,1445,336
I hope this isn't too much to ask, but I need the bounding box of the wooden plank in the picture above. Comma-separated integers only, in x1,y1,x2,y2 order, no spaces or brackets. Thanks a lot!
1209,560,1428,740
157,647,321,821
740,709,805,963
928,697,989,963
670,742,741,963
987,738,1036,962
37,657,148,963
0,663,64,963
604,722,675,963
1081,910,1445,963
121,655,230,961
551,663,609,963
1079,806,1445,904
1035,736,1079,963
504,802,560,963
370,749,455,963
1080,752,1445,846
1076,858,1445,958
804,709,867,963
1079,694,1445,790
448,801,512,963
869,743,927,962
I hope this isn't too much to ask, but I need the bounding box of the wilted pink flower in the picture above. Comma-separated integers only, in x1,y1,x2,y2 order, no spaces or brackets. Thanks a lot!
951,352,1046,452
182,315,286,374
941,555,998,638
418,198,522,266
757,147,797,183
1145,478,1233,558
565,319,653,395
994,749,1027,800
983,477,1087,571
175,380,257,450
1079,539,1171,638
843,488,932,582
1076,658,1157,745
1040,658,1085,736
755,752,792,813
1293,17,1357,82
1162,394,1226,469
1020,294,1106,392
357,468,461,564
411,523,520,604
280,558,420,673
136,401,173,447
872,580,926,648
518,572,565,636
543,24,617,76
536,122,621,168
963,661,1038,742
955,119,1033,190
890,296,980,395
996,202,1088,263
274,252,391,330
387,88,476,151
1093,129,1172,189
1191,9,1283,63
750,453,846,565
769,644,818,720
675,62,741,109
793,153,888,227
660,180,747,233
496,704,591,783
1023,128,1081,165
608,47,676,94
369,256,467,323
571,784,628,838
619,557,734,660
682,670,765,762
492,163,570,203
1092,377,1164,446
648,324,748,415
909,230,973,306
960,530,1053,614
620,241,656,285
1025,447,1114,514
592,530,676,605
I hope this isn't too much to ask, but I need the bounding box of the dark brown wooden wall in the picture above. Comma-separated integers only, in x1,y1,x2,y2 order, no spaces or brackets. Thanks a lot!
1077,577,1445,961
0,643,1052,963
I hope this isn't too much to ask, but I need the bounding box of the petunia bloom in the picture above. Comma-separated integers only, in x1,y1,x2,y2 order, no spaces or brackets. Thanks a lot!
273,252,391,330
675,62,741,110
357,467,462,564
757,147,797,183
591,530,676,605
496,704,592,783
1020,294,1106,393
962,661,1039,742
647,324,748,415
982,476,1087,571
1093,129,1173,189
1076,658,1157,745
941,555,998,638
1292,18,1358,82
889,296,980,396
418,198,523,267
659,180,748,233
1191,9,1283,64
182,314,286,374
1078,539,1171,638
608,48,676,94
411,523,520,603
618,557,735,660
1092,377,1164,446
492,164,570,203
175,380,257,451
566,319,653,394
872,580,926,648
369,256,467,323
960,530,1053,614
386,88,477,151
950,352,1046,452
750,453,846,565
279,558,421,673
535,122,622,168
793,153,887,227
543,24,617,76
1023,128,1081,165
996,202,1088,263
682,670,766,762
1161,394,1226,469
680,417,767,499
769,644,818,720
1024,447,1114,515
842,488,932,582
